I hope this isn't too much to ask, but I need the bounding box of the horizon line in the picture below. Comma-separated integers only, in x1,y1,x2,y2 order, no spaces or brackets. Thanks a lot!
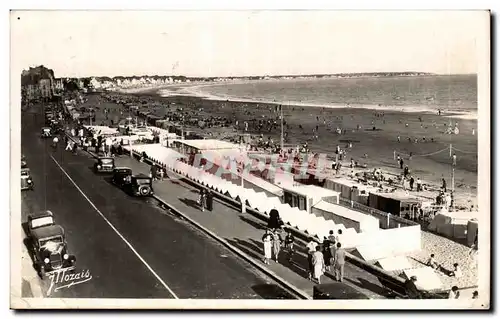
50,71,476,80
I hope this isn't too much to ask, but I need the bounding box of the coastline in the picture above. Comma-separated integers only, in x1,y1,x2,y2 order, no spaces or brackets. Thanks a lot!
131,80,478,121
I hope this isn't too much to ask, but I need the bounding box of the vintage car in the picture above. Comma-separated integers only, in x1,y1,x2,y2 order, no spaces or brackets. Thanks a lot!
94,157,116,173
26,211,76,278
41,127,52,138
21,167,34,191
114,170,154,197
111,167,133,187
313,283,370,300
128,174,154,197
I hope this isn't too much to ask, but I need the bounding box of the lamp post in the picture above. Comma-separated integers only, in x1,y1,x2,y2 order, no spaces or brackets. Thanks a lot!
240,144,246,214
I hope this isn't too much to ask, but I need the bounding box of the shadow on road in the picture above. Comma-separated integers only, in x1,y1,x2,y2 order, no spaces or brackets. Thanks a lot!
179,197,201,211
251,284,295,299
343,277,388,297
239,215,267,231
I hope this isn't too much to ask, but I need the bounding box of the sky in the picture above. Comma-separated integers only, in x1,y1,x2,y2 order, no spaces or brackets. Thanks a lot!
10,10,488,78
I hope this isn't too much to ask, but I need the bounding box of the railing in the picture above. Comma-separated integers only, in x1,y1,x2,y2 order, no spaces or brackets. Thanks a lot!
338,197,419,229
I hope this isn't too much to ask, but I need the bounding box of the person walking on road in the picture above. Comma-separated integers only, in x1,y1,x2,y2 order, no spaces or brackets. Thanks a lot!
283,230,295,263
198,189,207,212
65,140,73,151
206,190,214,212
306,239,318,281
262,229,273,265
333,243,346,282
52,136,59,149
272,230,282,263
312,245,325,284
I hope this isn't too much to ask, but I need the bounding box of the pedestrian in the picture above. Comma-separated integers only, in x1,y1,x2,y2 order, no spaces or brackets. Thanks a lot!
198,189,207,212
426,254,440,270
442,178,447,192
327,230,336,244
452,153,457,166
409,176,415,191
333,243,346,282
405,276,422,299
404,165,409,178
400,158,404,169
262,229,273,265
322,240,333,271
448,286,460,299
450,263,462,278
272,230,282,263
312,245,325,284
306,239,318,281
268,208,282,231
65,140,73,151
335,229,343,245
416,177,422,192
283,230,295,263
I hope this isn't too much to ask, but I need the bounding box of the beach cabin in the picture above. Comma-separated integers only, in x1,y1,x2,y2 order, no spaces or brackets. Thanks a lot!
282,184,340,214
324,176,371,202
312,201,379,233
368,190,422,217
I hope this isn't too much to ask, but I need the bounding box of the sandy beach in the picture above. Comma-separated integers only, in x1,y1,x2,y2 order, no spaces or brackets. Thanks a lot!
85,81,478,209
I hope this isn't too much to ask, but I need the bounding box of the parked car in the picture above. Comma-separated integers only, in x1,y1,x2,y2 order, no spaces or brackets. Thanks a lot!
41,127,52,138
94,157,115,173
26,211,76,278
111,167,133,187
113,170,154,197
21,167,34,191
128,174,154,197
313,283,371,300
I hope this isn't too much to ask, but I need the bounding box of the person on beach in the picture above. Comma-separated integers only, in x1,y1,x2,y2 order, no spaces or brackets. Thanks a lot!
442,178,447,192
262,229,273,265
448,286,460,299
416,177,422,192
426,254,440,270
312,246,325,284
452,153,457,166
409,176,415,191
450,263,462,278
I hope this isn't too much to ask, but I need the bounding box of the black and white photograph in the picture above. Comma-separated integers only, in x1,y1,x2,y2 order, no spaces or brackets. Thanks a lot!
9,9,490,310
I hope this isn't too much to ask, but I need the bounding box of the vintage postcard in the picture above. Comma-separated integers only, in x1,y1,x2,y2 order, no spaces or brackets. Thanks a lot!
10,10,490,310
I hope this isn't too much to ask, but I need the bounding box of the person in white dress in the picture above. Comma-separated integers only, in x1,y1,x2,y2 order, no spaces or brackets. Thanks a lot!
312,246,325,284
262,229,273,265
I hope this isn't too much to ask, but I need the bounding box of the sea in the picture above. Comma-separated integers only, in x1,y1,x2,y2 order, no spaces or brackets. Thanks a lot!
165,74,477,116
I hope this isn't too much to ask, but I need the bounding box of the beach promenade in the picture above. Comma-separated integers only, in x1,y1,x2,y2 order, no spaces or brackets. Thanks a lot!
70,142,388,299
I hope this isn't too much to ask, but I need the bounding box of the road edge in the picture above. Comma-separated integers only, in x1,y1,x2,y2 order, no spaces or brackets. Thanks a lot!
152,194,312,300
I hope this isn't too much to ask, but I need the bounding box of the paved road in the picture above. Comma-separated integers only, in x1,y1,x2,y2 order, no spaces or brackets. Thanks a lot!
20,106,295,299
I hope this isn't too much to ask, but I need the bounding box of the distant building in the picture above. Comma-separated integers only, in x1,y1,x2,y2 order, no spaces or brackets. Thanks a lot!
21,65,55,102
